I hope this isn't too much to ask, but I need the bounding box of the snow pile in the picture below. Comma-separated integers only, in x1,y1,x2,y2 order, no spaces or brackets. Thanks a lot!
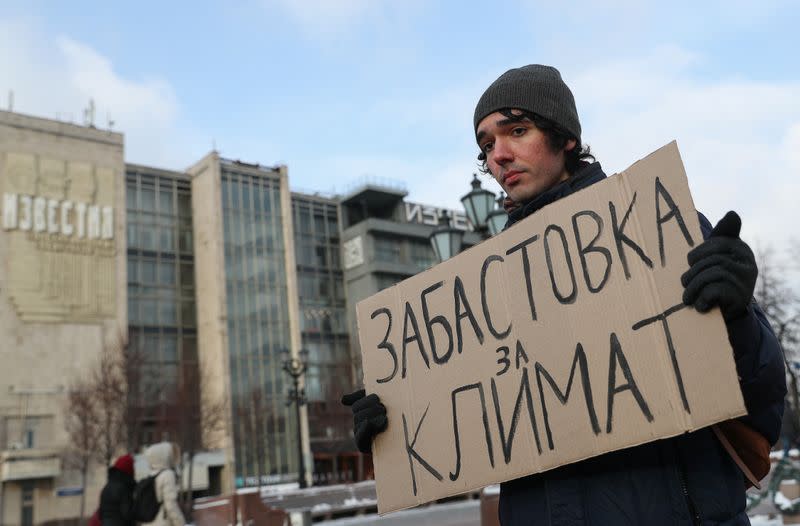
343,496,377,507
774,490,800,512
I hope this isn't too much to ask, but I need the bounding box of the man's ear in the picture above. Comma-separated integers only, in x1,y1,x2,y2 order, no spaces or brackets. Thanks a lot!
564,139,577,153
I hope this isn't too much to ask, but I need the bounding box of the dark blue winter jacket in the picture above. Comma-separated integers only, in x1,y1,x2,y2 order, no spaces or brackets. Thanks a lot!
499,161,786,526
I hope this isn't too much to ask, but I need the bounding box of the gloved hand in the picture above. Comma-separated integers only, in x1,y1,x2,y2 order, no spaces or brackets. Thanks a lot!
681,211,757,321
341,389,388,454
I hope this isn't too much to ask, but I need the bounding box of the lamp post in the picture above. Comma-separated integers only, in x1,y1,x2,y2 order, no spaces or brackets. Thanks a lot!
429,176,507,262
429,210,464,262
486,191,508,237
460,173,497,235
282,348,310,489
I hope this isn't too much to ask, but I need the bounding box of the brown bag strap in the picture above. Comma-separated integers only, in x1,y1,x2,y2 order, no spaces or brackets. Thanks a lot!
712,424,762,490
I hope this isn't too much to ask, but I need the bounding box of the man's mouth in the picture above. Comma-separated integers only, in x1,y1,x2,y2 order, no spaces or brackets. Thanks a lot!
503,170,522,186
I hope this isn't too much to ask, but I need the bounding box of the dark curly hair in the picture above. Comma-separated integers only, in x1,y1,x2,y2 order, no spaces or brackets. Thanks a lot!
477,109,593,176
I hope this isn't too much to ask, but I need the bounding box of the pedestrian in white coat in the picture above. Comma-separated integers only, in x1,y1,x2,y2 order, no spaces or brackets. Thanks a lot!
141,442,186,526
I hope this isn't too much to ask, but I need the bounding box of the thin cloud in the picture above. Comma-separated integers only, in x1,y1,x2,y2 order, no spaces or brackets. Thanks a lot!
566,46,800,247
58,37,177,128
0,17,189,169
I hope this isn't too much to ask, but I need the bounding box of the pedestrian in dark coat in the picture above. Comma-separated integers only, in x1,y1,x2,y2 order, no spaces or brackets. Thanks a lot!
343,64,786,525
99,453,136,526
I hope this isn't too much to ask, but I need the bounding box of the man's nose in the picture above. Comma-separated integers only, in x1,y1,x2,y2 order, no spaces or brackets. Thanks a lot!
492,138,513,165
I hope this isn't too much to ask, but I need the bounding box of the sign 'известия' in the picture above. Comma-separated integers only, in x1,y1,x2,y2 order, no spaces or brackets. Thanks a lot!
356,142,746,514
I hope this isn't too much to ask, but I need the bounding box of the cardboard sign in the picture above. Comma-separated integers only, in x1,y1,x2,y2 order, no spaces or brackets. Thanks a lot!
356,142,747,513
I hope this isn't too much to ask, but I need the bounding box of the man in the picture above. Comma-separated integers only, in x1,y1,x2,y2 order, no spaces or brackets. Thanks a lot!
343,65,786,525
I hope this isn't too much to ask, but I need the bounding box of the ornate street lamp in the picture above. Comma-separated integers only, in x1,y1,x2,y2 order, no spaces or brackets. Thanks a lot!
429,210,464,262
460,173,496,234
486,192,509,237
282,348,310,489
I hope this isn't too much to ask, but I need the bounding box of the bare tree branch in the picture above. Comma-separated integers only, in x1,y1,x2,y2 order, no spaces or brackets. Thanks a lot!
235,388,271,491
754,243,800,434
91,334,128,467
63,379,100,523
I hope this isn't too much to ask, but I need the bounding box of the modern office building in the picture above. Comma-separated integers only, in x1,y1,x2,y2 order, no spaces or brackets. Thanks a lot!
290,192,357,483
127,157,358,491
188,153,311,490
125,164,199,447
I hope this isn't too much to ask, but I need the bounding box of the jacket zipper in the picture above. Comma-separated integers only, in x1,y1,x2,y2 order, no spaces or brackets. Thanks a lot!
677,458,702,525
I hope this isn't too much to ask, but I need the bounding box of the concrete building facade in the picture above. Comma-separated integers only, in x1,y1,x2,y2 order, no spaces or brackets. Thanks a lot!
0,110,127,525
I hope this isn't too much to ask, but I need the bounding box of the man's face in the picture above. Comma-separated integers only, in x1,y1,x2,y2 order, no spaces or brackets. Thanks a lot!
476,110,575,204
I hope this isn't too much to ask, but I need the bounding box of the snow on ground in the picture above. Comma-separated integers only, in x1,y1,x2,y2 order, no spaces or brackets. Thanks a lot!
749,515,784,525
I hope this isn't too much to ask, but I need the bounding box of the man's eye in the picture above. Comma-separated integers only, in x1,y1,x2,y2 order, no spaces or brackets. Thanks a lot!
512,127,527,136
482,142,494,153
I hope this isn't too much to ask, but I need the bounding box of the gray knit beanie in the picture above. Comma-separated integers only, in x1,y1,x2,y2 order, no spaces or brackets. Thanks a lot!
473,64,581,143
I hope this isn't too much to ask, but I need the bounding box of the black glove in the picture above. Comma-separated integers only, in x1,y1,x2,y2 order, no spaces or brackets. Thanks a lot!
681,211,757,321
341,389,388,454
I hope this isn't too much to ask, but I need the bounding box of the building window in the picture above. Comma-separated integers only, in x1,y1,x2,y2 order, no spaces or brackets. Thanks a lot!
177,193,191,217
21,481,34,526
159,188,174,215
24,428,34,448
4,416,53,450
140,186,156,212
410,240,436,271
374,236,401,263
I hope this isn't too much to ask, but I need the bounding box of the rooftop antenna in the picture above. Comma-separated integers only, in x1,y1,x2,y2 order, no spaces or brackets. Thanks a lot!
107,112,115,131
7,90,13,112
83,98,96,127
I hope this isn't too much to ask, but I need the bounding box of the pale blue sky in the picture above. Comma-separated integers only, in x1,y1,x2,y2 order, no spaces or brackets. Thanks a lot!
2,0,799,248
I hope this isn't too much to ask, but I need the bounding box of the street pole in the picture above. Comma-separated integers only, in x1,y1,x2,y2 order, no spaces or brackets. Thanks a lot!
283,348,310,490
293,376,307,489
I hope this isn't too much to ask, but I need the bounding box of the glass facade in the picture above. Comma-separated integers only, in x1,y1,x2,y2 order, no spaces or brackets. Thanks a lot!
126,168,198,447
409,239,437,271
292,196,352,468
372,234,436,271
127,161,363,489
374,234,402,263
220,165,296,486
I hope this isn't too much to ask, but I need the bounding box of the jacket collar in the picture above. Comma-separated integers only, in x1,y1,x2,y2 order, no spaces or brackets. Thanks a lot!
505,161,607,229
